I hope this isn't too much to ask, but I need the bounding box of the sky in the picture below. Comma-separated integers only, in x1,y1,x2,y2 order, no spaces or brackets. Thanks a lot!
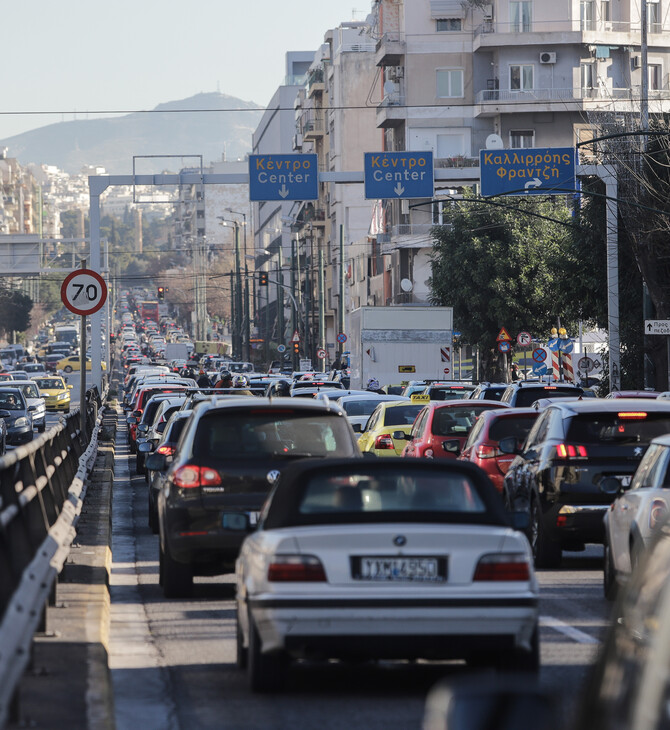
0,0,371,140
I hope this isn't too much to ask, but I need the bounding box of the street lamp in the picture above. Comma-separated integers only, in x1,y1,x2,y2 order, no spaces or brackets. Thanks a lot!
218,216,243,359
225,209,251,362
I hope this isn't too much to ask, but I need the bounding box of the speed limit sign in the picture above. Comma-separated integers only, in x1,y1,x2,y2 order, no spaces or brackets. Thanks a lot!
61,270,108,316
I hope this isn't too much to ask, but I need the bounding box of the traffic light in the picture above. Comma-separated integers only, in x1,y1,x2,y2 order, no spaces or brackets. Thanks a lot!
157,286,165,300
293,342,300,354
259,271,268,287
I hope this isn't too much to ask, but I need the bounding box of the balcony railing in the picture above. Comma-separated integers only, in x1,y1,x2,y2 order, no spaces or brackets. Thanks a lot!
475,18,669,35
475,86,670,104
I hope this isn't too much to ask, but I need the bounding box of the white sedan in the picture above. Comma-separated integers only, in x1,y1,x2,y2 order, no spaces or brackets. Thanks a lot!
234,457,539,692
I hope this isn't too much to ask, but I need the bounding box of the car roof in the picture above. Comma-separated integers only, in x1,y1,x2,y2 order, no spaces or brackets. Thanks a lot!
423,399,511,410
547,398,670,414
335,393,408,402
192,395,347,417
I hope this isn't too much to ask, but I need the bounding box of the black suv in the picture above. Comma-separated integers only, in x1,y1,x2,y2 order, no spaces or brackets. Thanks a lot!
149,397,362,597
500,380,584,408
503,399,670,567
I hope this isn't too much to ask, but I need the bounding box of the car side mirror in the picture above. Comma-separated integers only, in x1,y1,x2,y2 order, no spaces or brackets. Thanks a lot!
126,416,136,426
352,423,362,433
145,452,167,472
137,423,149,433
392,431,411,440
442,439,461,455
601,476,624,495
156,421,167,433
137,441,153,454
28,405,37,412
67,384,73,390
0,409,11,419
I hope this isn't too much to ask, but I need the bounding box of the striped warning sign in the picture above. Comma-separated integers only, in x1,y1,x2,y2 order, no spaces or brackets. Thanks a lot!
441,347,451,362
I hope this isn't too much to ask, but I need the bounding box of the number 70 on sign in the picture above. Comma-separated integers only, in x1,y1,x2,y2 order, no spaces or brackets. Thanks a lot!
61,270,108,316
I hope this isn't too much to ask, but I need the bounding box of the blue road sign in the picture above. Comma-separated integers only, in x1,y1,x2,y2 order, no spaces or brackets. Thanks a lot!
479,147,576,197
547,337,560,352
364,152,434,200
498,341,511,353
532,363,548,376
277,344,286,353
249,154,318,201
558,338,574,354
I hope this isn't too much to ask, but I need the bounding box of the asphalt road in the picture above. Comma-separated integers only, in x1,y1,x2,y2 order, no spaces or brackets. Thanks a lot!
107,419,610,730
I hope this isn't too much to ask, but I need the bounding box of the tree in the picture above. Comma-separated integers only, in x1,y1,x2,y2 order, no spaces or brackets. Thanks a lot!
429,193,607,381
0,287,32,339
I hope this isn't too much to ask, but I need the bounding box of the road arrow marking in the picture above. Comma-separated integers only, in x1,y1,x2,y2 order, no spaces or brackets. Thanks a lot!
278,185,289,198
524,177,542,190
394,183,405,196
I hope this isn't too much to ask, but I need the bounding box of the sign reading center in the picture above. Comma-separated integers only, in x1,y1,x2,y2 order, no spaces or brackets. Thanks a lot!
249,154,318,201
364,151,434,199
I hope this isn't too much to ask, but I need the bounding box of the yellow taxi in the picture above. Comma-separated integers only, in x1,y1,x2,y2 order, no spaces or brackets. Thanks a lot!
357,396,426,457
55,355,106,373
31,376,73,413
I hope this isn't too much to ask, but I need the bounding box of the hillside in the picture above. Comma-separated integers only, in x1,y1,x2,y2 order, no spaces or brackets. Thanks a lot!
0,92,264,174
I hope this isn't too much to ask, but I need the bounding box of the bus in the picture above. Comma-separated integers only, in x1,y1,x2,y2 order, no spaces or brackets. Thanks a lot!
139,301,160,324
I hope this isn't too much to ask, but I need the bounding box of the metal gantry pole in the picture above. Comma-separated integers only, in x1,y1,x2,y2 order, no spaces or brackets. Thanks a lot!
318,246,325,354
234,223,242,359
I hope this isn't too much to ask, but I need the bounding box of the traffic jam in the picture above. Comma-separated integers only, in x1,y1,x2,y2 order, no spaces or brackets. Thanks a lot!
108,288,670,728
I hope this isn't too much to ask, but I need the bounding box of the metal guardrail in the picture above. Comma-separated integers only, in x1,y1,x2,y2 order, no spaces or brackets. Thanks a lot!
0,385,106,728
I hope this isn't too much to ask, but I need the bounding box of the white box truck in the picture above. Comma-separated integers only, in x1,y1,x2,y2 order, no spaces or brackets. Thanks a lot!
348,306,455,390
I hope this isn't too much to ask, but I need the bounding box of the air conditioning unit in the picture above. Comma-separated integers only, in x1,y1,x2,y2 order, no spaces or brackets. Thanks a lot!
632,55,641,68
389,65,404,80
539,52,557,64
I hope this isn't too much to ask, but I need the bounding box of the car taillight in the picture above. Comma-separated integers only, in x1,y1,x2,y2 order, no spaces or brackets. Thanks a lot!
267,555,327,582
156,445,175,456
650,498,668,530
173,465,222,488
476,444,501,459
555,443,588,459
473,553,530,581
374,434,395,449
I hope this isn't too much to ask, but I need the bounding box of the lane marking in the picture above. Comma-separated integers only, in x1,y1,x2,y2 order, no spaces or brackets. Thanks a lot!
541,615,600,644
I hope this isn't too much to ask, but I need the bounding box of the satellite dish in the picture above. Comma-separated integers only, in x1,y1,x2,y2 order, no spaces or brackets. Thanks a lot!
383,80,398,95
486,134,504,150
400,278,413,292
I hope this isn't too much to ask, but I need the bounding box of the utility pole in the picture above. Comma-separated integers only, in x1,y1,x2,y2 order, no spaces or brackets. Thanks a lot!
318,246,325,355
338,224,345,360
234,222,242,359
277,246,284,348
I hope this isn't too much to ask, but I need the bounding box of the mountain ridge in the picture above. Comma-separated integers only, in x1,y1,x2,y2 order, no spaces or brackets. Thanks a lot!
0,92,264,175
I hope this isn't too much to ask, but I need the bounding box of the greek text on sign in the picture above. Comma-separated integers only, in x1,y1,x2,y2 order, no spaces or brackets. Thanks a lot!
364,151,434,200
61,270,108,316
479,147,576,197
645,320,670,335
249,154,318,201
440,347,451,362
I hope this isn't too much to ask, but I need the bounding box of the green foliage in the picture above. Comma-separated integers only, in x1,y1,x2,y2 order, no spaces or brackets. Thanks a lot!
0,287,32,336
430,193,607,356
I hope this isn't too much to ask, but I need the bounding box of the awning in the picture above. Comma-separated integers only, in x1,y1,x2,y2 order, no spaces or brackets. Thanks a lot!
431,0,466,18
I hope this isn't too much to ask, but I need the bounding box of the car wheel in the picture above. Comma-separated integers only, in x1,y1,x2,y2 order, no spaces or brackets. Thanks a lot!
64,366,72,373
160,541,193,598
604,541,618,601
530,497,562,569
247,608,285,692
148,493,159,535
498,626,540,673
236,608,248,670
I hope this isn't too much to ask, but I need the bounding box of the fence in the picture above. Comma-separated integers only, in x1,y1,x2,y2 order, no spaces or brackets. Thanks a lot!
0,386,106,727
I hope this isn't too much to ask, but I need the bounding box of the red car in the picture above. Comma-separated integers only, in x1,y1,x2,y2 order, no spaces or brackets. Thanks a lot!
399,400,508,459
458,408,539,493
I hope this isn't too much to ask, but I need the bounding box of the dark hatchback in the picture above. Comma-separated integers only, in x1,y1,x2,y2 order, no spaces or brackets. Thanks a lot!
149,397,362,597
503,399,670,567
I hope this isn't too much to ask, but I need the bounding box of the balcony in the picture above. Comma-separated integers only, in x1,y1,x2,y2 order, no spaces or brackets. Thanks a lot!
376,92,407,128
302,112,325,140
473,18,670,50
308,68,325,98
375,32,405,67
474,86,670,116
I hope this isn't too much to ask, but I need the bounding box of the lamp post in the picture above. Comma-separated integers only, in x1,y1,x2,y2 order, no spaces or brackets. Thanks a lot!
219,216,244,359
226,208,251,362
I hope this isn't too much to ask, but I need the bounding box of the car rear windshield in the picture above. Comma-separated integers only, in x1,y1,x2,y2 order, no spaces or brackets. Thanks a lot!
33,378,64,389
341,399,387,417
481,387,505,401
433,406,494,437
383,404,424,427
429,387,474,401
298,470,486,517
566,412,670,445
514,387,582,407
488,414,538,442
193,410,357,460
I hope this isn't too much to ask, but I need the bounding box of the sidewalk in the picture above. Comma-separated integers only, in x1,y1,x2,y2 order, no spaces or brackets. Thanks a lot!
6,408,117,730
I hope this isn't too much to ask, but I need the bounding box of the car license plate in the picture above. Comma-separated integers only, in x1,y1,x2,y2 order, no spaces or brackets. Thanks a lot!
247,511,260,525
351,556,447,582
616,475,632,487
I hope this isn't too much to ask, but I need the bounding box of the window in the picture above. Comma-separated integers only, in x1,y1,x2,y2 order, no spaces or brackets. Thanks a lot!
649,64,662,90
601,0,611,22
580,0,595,29
436,18,462,30
581,63,596,97
510,1,532,31
436,69,464,98
510,64,533,91
510,130,534,148
648,0,660,32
